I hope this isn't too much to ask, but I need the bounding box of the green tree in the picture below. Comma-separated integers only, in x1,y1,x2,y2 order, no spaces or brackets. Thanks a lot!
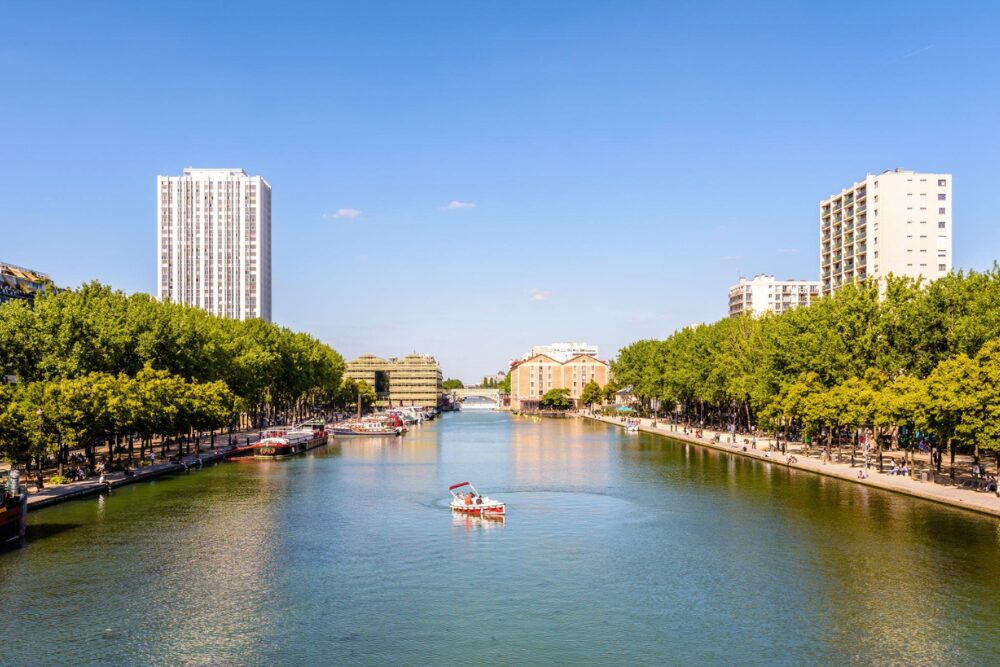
443,378,465,390
540,388,572,409
579,380,603,409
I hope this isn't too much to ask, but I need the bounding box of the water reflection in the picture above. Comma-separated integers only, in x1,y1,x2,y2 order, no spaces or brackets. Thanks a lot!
510,417,611,489
451,511,506,533
4,414,1000,666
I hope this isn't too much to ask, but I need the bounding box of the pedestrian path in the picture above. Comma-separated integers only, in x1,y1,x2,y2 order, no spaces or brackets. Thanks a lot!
588,415,1000,519
25,448,231,510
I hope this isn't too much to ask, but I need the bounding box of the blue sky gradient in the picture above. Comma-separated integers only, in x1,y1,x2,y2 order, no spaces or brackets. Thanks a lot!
3,1,999,381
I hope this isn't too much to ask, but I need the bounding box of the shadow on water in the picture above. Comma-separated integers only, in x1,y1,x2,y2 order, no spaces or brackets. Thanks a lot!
24,522,85,542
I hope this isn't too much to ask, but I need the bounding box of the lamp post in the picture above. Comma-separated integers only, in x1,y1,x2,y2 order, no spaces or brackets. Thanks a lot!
34,408,45,491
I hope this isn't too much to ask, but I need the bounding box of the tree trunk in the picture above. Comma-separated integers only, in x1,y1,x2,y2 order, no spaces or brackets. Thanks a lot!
948,438,955,482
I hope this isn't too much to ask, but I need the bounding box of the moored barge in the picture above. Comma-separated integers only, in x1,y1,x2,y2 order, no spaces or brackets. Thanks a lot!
1,471,28,549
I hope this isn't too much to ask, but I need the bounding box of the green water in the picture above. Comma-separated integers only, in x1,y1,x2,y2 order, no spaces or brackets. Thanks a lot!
3,412,1000,666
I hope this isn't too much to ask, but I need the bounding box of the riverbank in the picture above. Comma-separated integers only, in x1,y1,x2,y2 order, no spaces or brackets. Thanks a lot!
586,414,1000,519
25,447,233,511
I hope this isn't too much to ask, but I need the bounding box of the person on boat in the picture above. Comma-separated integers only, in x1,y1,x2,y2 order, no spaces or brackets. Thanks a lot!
465,493,472,506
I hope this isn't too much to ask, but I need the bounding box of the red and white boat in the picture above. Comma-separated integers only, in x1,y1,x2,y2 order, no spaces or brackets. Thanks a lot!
449,481,506,517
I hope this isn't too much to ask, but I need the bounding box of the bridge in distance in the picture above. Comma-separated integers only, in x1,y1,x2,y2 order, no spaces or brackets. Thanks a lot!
450,387,500,409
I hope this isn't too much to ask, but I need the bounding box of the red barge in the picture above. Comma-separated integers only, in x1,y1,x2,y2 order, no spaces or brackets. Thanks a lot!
226,420,329,461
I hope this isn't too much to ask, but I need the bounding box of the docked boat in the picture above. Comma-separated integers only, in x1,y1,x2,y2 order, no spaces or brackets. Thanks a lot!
332,414,405,437
1,471,28,549
250,420,329,460
449,481,506,517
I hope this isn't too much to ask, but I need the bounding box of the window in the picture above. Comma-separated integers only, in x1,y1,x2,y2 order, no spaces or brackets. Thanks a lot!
939,264,947,271
939,221,946,229
938,179,947,186
938,193,947,200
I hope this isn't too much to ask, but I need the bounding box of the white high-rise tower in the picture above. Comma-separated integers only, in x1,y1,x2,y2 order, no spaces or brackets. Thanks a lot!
820,168,952,296
157,168,271,321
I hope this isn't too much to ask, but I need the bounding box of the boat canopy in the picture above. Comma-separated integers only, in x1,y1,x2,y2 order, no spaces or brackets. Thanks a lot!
448,481,471,491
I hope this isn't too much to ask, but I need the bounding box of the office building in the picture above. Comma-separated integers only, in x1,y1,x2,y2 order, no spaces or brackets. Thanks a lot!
820,169,952,296
728,275,820,317
157,168,272,321
345,353,444,408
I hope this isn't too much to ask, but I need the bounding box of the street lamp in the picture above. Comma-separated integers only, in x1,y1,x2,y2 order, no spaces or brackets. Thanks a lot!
34,408,45,490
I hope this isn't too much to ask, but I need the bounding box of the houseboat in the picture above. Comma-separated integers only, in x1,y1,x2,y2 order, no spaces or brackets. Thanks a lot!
1,471,28,548
332,414,405,437
244,420,329,460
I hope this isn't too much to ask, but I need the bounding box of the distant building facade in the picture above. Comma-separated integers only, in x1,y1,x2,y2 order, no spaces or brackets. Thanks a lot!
157,168,272,321
821,168,952,296
509,353,609,411
728,275,820,317
0,262,53,306
520,342,599,363
345,353,444,408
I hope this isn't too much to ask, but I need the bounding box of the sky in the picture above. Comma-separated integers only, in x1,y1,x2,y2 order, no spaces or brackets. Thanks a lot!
3,1,999,382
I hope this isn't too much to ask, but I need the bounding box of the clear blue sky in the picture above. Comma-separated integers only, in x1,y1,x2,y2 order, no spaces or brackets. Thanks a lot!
3,1,999,382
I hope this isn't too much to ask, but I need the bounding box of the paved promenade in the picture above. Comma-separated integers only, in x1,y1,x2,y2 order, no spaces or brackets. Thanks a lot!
24,447,244,511
588,414,1000,519
10,431,264,512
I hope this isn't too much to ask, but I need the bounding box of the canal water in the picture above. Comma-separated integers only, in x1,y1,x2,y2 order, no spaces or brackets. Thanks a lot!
4,412,1000,666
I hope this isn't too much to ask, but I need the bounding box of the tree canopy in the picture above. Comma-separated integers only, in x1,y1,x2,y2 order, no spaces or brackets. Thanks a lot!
0,282,345,465
611,268,1000,459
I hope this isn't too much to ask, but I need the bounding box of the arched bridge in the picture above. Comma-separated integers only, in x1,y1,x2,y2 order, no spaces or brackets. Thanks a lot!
450,387,501,409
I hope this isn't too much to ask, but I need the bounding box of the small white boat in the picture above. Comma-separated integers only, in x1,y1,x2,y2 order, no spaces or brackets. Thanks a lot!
449,481,506,517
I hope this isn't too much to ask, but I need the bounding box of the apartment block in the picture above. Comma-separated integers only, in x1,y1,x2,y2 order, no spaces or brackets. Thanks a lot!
0,262,54,307
820,168,952,296
728,275,820,317
157,168,272,321
509,352,609,410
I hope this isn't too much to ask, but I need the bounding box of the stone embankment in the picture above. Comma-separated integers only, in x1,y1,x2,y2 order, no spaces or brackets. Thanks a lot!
587,414,1000,519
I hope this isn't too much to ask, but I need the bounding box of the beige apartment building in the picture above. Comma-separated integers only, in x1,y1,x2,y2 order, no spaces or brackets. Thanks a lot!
728,275,820,317
345,353,444,408
820,168,952,296
509,353,609,410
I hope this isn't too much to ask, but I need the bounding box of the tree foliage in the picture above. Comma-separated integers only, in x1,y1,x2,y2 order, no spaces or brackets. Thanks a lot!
611,268,1000,451
540,388,573,409
0,282,345,464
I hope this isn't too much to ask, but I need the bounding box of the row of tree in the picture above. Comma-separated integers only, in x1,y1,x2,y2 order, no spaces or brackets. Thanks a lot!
611,268,1000,468
0,282,349,468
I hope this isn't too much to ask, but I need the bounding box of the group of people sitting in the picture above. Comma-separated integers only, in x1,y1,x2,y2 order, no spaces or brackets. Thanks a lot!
887,459,910,476
461,492,484,506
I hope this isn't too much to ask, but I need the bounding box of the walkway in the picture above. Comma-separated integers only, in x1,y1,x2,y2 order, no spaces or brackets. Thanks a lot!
5,429,265,512
588,414,1000,519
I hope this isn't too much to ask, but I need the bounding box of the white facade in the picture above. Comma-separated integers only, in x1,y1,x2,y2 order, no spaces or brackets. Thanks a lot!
728,275,820,317
522,342,599,363
157,168,271,321
820,169,952,296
